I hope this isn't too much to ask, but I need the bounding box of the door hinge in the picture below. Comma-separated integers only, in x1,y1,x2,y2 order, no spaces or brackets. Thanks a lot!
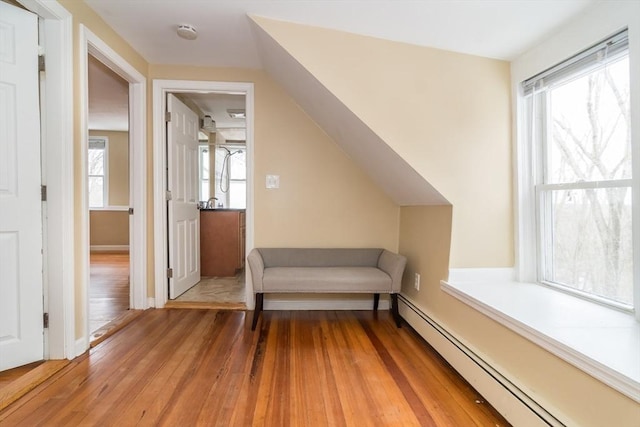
41,185,47,201
165,111,171,122
128,207,134,215
166,190,172,201
38,54,45,72
43,312,49,329
167,268,173,279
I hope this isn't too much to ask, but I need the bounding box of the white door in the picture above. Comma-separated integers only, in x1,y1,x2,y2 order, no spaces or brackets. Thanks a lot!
167,94,200,299
0,2,43,371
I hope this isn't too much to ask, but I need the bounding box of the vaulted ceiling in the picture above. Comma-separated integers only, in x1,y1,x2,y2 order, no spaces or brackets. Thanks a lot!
85,0,596,67
84,0,597,205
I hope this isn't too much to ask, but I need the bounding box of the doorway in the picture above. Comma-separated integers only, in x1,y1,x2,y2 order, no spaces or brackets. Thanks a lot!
153,80,255,309
178,93,247,306
80,25,147,349
86,54,131,336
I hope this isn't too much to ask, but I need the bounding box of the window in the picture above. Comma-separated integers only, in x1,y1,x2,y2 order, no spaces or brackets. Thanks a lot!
214,145,246,209
523,30,634,309
199,145,210,202
88,137,108,208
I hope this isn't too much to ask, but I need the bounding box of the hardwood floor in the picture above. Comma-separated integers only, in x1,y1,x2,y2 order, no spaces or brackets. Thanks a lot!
0,309,511,426
89,251,130,333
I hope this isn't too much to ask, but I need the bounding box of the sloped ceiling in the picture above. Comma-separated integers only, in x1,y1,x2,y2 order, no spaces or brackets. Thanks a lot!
85,0,596,67
251,17,447,206
88,55,129,131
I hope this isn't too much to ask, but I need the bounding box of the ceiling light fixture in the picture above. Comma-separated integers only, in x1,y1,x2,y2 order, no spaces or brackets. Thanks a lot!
176,24,198,40
202,115,217,132
227,109,246,119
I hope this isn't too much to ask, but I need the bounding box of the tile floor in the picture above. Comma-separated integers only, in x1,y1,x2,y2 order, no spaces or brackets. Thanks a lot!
175,272,246,303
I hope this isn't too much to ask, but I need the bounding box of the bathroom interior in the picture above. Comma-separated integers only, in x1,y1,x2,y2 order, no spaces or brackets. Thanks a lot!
173,91,248,307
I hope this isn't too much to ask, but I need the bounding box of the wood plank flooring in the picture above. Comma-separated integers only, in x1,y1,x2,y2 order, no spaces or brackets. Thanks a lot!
0,361,69,412
0,309,511,426
89,251,130,334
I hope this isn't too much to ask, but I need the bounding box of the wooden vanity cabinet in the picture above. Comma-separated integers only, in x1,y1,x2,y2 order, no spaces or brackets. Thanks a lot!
200,210,246,277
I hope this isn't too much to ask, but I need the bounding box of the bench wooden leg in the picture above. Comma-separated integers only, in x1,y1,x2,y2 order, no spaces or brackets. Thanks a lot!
251,293,263,331
390,293,401,328
373,293,380,311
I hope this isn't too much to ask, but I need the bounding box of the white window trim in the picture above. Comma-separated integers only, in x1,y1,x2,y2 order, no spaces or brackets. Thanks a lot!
88,136,109,209
198,144,210,203
442,270,640,403
443,0,640,405
525,38,634,311
518,43,639,316
215,143,246,209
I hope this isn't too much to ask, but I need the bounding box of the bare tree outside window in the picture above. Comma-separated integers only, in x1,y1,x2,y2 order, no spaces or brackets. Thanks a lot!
88,138,107,208
545,56,632,305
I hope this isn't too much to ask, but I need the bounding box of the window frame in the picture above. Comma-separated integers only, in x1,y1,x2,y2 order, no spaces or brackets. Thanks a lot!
88,136,109,209
214,143,246,209
198,144,210,203
519,30,638,315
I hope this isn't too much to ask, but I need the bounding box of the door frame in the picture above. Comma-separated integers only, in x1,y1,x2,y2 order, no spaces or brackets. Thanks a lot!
152,80,255,309
79,26,147,345
17,0,75,360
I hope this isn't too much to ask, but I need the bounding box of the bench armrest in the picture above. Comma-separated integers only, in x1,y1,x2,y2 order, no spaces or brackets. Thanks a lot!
378,250,407,293
247,249,265,292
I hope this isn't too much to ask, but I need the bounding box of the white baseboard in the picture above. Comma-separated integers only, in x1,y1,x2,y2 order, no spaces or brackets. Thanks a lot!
147,297,156,308
398,295,564,427
264,295,390,310
90,245,129,252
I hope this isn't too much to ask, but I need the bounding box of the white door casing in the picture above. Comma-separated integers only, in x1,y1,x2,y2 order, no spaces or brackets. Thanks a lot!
78,25,147,352
0,2,43,371
167,94,200,299
153,80,254,309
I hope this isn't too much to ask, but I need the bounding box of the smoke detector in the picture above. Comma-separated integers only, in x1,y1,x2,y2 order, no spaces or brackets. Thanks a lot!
176,24,198,40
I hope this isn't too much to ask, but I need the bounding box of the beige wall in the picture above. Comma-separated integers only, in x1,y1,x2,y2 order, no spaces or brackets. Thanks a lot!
149,65,400,263
252,17,513,269
61,0,398,338
88,130,129,247
53,2,636,424
89,130,129,206
89,210,129,246
57,0,147,338
255,19,638,425
399,207,639,426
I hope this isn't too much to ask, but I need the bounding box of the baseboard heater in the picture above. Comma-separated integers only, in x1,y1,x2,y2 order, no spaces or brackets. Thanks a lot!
398,295,565,427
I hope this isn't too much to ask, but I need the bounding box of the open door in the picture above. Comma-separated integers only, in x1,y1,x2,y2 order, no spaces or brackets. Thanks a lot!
0,2,44,371
167,94,200,299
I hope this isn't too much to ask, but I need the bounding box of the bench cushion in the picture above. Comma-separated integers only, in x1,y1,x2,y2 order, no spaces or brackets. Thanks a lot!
258,248,383,268
263,267,392,293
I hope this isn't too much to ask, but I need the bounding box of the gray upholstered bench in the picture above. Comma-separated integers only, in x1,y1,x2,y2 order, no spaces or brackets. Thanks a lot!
247,248,407,330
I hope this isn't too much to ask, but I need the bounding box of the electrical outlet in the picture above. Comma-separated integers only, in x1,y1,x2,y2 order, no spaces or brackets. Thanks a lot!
414,273,420,291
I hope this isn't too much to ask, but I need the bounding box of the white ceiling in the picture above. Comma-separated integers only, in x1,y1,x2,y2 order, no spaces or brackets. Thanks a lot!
85,0,597,68
84,0,600,204
85,0,598,131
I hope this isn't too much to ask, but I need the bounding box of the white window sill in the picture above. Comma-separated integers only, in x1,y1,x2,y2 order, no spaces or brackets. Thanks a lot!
441,269,640,402
89,206,129,212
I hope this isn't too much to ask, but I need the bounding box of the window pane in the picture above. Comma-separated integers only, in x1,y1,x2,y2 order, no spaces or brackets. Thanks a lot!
200,148,209,180
229,181,246,209
548,57,630,184
230,150,246,180
200,181,209,203
88,176,104,208
88,149,104,175
547,187,633,305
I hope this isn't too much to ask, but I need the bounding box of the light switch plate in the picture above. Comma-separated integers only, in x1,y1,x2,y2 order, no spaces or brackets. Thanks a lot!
266,174,280,189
